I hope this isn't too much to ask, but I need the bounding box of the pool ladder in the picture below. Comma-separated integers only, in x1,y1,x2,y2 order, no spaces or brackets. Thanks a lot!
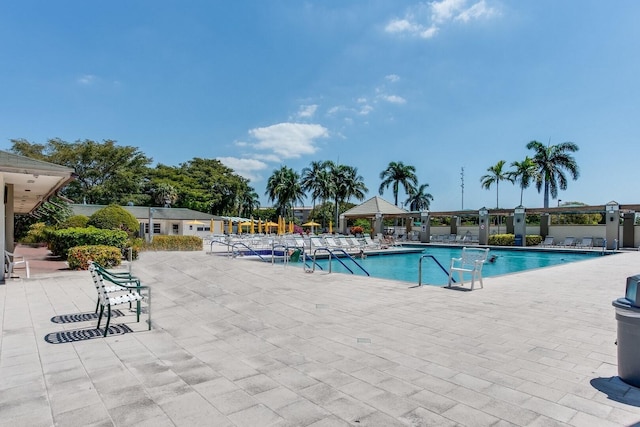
417,254,454,287
308,247,370,276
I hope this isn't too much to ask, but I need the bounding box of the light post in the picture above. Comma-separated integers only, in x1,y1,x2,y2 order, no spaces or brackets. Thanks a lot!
557,199,562,224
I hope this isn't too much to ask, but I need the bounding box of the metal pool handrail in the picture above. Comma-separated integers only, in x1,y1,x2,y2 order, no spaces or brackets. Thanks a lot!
311,247,370,276
418,254,454,287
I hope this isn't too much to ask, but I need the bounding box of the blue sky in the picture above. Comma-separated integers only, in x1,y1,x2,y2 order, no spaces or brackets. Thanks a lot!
2,1,639,211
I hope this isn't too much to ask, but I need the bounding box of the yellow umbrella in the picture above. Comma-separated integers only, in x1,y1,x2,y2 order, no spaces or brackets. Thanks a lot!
186,219,205,225
258,219,263,234
250,217,255,234
227,220,233,234
329,220,333,234
264,221,278,233
210,219,214,233
278,216,283,235
288,221,294,234
302,221,320,226
239,221,253,234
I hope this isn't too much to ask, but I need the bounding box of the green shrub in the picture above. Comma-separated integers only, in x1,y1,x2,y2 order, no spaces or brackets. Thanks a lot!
49,227,129,257
125,237,144,260
67,245,122,270
19,222,49,246
488,234,515,246
61,215,90,228
143,235,202,251
525,235,542,246
87,204,139,236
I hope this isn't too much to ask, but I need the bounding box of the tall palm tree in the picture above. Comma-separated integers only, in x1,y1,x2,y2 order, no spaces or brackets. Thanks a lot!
265,166,304,218
508,156,538,206
238,188,260,217
480,160,513,209
300,160,330,214
378,161,418,206
333,164,368,225
405,183,434,211
526,141,580,208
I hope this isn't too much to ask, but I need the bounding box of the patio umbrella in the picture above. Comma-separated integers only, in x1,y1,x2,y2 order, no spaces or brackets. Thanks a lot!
239,221,253,234
227,220,233,234
186,219,205,225
302,220,320,234
288,221,294,234
250,217,255,234
210,219,214,233
258,219,263,234
329,220,333,234
264,221,278,233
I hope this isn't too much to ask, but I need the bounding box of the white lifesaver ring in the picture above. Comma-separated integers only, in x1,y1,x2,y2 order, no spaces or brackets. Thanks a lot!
480,224,485,230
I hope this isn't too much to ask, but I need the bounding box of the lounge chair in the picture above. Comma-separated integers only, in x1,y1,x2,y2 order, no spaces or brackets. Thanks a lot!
561,237,575,247
541,236,555,247
576,237,593,248
448,247,490,290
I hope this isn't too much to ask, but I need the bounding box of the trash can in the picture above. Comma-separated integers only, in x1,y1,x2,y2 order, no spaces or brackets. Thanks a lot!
612,274,640,388
514,234,523,246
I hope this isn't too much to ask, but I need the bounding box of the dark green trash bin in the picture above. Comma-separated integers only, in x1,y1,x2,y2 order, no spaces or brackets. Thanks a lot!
612,274,640,388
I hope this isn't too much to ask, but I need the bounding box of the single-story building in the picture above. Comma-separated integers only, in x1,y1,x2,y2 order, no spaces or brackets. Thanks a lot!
69,204,227,238
1,150,76,283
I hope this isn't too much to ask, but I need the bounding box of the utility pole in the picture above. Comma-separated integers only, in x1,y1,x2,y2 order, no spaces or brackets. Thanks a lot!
460,167,465,210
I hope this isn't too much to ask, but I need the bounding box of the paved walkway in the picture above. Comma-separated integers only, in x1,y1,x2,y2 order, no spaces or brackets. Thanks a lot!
1,247,640,426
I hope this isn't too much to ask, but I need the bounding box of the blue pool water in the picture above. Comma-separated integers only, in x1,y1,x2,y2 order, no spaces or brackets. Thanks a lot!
309,246,610,286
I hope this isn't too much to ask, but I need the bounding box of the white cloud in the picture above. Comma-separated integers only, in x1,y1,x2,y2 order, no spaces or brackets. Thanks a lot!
217,157,268,182
248,122,329,159
358,105,374,115
356,97,368,104
77,74,97,85
327,105,344,115
456,0,495,22
296,104,318,119
385,74,400,83
381,95,406,104
384,0,497,40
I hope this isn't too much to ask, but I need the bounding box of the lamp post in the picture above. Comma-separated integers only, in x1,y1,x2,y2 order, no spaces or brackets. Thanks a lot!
557,200,562,224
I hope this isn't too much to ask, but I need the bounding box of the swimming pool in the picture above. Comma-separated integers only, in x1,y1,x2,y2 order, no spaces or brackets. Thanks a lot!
309,246,611,286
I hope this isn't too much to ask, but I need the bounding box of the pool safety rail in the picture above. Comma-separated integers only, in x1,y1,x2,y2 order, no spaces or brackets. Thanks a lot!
308,247,370,276
418,254,454,287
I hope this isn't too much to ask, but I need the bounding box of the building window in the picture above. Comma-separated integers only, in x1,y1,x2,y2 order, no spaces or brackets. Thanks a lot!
172,224,179,234
144,223,161,234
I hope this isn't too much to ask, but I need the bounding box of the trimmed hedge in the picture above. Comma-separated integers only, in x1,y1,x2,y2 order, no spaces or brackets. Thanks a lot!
68,245,122,270
61,215,90,228
49,227,129,257
488,233,543,246
143,235,202,251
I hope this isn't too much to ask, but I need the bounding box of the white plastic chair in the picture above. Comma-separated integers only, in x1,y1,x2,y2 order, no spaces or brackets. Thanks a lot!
448,247,490,290
5,250,30,278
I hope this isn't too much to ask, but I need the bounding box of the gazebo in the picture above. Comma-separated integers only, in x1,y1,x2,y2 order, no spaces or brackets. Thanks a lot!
339,196,413,236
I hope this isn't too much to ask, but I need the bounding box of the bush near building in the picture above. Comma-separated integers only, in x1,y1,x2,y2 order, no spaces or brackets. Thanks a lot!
49,227,128,257
67,245,122,270
488,234,542,246
87,204,139,236
143,235,202,251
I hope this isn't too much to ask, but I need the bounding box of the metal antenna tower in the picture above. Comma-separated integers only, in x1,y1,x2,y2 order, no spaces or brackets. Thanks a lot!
460,167,465,210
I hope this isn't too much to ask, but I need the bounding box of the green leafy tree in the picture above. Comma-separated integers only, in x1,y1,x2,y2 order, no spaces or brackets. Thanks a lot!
480,160,514,209
405,183,434,211
508,156,538,206
265,166,305,219
526,140,580,208
378,161,418,206
238,188,260,217
10,138,152,205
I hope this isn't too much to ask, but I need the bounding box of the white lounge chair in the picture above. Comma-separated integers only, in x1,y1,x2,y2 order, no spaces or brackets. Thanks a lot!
541,236,555,247
561,237,575,247
576,237,593,248
448,247,490,290
5,250,30,278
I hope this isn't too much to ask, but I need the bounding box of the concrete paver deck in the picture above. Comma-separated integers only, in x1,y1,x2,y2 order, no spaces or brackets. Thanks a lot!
1,247,640,426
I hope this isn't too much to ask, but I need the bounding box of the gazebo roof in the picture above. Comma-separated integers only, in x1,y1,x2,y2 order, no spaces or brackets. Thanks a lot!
342,196,409,218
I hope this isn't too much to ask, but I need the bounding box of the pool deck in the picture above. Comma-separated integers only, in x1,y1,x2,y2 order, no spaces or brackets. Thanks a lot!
2,246,640,426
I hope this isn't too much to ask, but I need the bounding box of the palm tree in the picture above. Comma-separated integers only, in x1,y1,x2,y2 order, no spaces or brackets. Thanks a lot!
333,164,368,225
480,160,514,209
300,160,330,214
378,161,418,206
405,183,434,211
265,166,304,218
508,156,539,206
238,188,260,217
152,183,178,207
526,141,580,208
